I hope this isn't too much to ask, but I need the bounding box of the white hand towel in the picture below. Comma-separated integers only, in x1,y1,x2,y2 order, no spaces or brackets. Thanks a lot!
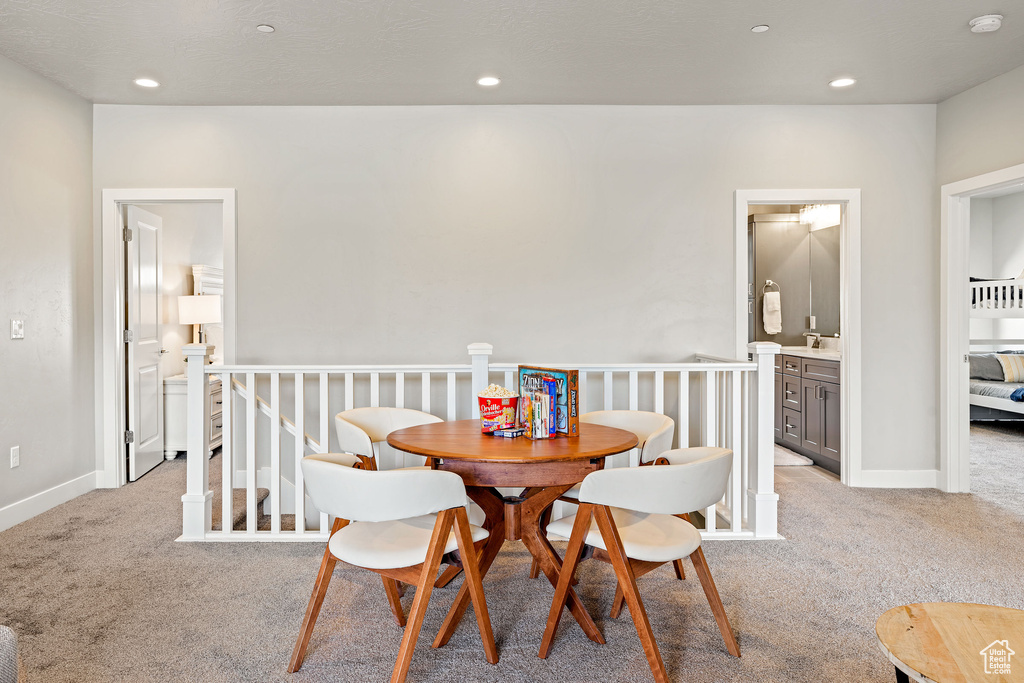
763,291,782,335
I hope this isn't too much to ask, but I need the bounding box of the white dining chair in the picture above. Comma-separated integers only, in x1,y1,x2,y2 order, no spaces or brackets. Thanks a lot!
288,458,498,682
336,407,486,588
531,410,675,580
335,407,443,471
539,449,740,683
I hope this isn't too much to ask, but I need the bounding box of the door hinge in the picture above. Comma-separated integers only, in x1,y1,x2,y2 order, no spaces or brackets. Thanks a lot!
124,430,134,445
123,227,133,242
964,354,969,362
123,329,133,343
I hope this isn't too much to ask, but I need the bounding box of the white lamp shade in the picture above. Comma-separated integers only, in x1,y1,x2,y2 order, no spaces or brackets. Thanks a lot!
178,294,222,325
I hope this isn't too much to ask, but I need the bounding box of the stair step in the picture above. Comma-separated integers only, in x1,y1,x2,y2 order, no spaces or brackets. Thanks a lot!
210,487,270,531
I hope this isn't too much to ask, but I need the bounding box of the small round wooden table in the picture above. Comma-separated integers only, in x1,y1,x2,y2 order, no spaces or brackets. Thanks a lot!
876,602,1024,682
387,419,638,648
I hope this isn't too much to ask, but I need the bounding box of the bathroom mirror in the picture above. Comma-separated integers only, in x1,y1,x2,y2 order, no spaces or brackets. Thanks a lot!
748,204,841,345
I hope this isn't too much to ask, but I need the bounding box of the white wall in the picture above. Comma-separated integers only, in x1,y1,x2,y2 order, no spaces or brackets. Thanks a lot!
969,198,994,341
93,104,938,472
0,54,94,524
938,63,1024,186
138,203,224,378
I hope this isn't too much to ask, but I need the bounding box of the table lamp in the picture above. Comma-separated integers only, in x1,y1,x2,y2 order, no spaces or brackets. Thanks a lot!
178,294,222,344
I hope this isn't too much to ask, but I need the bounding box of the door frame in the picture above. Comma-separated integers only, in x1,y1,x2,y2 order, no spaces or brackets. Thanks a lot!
940,162,1024,493
734,189,863,486
96,189,237,488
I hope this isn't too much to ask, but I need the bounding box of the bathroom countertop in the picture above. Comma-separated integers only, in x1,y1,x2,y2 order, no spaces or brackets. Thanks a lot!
779,346,842,362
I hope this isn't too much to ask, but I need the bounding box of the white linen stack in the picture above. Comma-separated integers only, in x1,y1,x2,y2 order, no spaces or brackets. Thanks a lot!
763,291,782,335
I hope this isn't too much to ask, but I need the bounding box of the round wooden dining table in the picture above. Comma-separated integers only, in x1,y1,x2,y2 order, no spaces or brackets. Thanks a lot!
387,419,638,649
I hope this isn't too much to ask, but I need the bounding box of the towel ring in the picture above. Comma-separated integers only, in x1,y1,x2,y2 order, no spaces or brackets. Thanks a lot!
762,280,780,294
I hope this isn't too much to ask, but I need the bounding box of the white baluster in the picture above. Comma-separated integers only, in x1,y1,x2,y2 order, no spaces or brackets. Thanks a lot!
294,372,305,534
447,372,457,420
678,371,690,448
731,370,742,532
603,371,613,409
221,370,232,537
245,371,257,535
270,372,281,534
395,372,405,409
421,373,430,413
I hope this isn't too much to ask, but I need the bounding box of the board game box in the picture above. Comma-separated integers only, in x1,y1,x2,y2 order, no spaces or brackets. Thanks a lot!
517,365,580,437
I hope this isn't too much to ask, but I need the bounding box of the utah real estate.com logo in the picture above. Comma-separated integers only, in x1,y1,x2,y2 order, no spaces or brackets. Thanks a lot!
980,640,1015,675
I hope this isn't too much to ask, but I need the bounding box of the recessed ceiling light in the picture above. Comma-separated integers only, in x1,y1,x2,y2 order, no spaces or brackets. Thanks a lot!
829,77,856,88
256,24,275,33
477,76,501,87
134,78,160,88
969,14,1003,33
751,25,770,33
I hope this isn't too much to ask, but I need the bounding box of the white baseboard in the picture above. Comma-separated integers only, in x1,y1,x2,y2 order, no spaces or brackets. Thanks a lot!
0,471,97,532
856,469,939,489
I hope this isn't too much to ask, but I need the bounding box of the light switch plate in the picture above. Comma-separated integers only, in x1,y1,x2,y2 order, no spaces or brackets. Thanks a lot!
11,319,24,339
10,446,19,468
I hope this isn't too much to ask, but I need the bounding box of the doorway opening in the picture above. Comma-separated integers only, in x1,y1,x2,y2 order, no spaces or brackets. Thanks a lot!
734,189,863,486
98,189,237,488
940,162,1024,494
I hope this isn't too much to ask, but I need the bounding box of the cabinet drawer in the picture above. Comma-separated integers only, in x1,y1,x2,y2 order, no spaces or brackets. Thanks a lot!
210,415,223,444
801,358,840,383
781,375,801,411
781,355,803,377
782,408,802,446
774,355,782,371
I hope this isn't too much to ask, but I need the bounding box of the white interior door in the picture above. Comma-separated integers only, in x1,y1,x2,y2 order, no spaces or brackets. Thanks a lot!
126,205,164,481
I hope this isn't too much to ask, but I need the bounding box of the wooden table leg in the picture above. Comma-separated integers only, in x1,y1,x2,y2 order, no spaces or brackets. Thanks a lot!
518,485,605,645
433,487,505,648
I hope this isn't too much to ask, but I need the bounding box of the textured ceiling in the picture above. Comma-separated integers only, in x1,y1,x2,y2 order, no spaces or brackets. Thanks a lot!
0,0,1022,105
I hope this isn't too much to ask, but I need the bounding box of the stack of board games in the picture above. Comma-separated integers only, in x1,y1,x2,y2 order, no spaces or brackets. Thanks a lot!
517,365,580,437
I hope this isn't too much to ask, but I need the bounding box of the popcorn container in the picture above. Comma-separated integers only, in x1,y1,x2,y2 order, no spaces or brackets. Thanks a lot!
478,396,519,433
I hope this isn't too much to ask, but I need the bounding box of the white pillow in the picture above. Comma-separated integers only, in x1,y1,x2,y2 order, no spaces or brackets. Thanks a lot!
996,354,1024,383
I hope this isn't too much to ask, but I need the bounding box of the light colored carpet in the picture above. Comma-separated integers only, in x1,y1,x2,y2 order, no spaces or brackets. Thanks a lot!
774,445,813,467
1,427,1023,682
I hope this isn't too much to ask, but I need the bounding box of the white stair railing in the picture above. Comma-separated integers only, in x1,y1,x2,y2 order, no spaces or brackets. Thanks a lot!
180,342,779,541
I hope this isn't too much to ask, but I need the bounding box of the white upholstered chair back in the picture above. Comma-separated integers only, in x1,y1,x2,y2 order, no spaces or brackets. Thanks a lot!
335,407,443,458
301,457,466,523
578,448,732,515
580,410,675,464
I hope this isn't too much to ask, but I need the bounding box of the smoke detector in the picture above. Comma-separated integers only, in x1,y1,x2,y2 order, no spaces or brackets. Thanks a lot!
969,15,1003,33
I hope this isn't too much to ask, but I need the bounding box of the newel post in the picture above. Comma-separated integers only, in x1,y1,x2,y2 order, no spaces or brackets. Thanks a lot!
468,342,493,418
747,341,781,538
181,343,213,540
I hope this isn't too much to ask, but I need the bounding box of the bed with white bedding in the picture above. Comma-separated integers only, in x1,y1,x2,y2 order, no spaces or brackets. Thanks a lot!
969,352,1024,419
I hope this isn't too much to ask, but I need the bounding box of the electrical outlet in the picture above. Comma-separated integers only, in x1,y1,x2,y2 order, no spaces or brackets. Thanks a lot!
10,446,19,468
11,319,24,339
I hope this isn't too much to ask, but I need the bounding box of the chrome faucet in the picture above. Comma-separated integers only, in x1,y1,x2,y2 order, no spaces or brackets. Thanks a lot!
803,332,821,348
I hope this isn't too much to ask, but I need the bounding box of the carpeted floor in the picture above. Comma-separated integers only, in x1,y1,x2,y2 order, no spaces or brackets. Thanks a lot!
1,426,1023,683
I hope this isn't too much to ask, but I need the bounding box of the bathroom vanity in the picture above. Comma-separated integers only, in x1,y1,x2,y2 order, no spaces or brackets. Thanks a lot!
775,347,841,474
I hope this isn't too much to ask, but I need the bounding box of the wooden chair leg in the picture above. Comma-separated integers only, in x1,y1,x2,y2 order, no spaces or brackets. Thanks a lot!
673,558,686,580
391,509,456,683
593,506,669,683
539,504,594,658
288,517,347,673
434,564,462,588
689,546,740,657
452,508,498,665
382,577,406,627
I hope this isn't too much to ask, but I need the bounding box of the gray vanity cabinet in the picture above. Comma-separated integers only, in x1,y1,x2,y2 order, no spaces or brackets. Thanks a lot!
775,355,841,474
